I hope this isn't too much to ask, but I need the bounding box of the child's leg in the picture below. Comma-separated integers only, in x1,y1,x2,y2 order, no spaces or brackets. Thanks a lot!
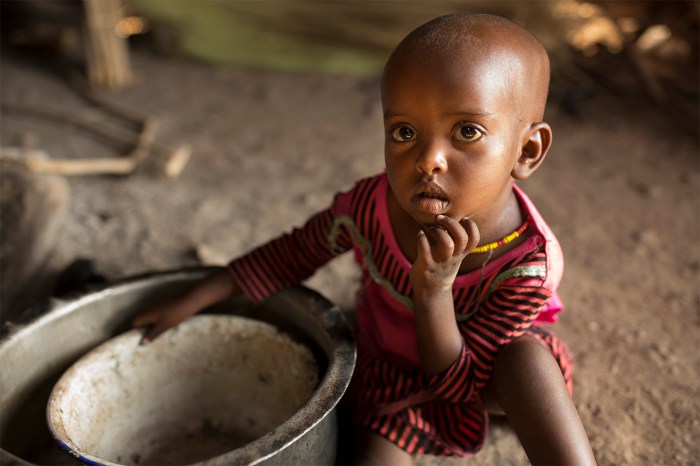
485,335,596,465
350,426,413,466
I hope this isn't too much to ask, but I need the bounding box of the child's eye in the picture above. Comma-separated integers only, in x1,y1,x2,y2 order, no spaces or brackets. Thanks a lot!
390,126,416,142
453,124,482,142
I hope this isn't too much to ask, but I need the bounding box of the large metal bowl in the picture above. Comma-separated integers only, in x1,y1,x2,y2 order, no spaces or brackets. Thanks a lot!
0,268,356,465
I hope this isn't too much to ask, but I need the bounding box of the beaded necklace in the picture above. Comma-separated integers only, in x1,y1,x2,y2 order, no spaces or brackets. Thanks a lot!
471,216,531,254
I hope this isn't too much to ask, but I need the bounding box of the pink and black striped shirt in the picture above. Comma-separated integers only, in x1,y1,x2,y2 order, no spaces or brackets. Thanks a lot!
228,173,566,455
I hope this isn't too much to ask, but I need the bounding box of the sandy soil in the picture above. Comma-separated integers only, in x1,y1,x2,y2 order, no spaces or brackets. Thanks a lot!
1,47,699,465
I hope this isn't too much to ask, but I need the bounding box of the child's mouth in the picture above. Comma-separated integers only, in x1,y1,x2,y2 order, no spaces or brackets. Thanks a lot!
417,191,447,201
412,190,448,214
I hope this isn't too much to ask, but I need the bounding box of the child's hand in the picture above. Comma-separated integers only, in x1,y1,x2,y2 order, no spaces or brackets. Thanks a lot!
410,215,480,295
132,295,198,344
132,268,239,344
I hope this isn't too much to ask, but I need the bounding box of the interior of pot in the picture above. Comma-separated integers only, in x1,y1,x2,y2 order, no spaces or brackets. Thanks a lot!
0,268,355,466
48,315,319,465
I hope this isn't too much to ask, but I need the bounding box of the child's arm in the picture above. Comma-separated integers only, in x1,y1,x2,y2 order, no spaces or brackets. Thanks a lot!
133,191,356,343
410,215,479,374
416,225,554,403
132,267,240,343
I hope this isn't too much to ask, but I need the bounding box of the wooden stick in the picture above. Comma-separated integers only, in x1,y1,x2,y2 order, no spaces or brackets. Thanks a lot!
164,145,192,178
70,73,192,177
3,99,192,176
83,0,133,89
25,118,158,176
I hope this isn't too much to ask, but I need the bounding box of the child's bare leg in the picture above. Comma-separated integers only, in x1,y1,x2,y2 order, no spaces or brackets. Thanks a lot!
485,335,596,465
351,426,413,466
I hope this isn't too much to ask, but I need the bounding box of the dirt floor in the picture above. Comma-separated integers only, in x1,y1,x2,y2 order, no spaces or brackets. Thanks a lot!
1,43,699,466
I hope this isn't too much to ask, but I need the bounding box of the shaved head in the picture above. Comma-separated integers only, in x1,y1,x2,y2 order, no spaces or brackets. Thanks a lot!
383,14,551,122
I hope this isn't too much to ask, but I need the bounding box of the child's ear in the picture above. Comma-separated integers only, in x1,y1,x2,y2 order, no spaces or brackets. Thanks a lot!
511,122,552,180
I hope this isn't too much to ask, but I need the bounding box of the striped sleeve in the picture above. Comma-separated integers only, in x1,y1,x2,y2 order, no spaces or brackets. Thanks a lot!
425,284,552,403
227,194,354,303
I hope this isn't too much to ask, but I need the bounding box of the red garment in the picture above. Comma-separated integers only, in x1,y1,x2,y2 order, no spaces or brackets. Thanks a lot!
229,173,572,456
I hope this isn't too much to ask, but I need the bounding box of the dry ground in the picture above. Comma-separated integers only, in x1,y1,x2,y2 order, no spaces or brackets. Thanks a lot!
1,46,699,465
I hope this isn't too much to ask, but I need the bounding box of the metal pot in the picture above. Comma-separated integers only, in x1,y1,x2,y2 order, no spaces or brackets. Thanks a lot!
0,268,356,465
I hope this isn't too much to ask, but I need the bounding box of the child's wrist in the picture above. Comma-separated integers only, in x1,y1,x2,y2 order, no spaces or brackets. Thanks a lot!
412,287,454,310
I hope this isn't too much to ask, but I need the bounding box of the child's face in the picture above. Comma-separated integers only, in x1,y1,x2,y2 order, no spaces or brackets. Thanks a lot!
382,49,529,227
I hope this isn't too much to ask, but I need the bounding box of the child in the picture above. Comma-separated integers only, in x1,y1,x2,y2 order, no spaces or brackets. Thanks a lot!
134,13,596,465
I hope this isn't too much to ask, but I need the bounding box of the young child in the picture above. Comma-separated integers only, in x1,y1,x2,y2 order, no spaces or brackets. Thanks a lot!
134,13,596,465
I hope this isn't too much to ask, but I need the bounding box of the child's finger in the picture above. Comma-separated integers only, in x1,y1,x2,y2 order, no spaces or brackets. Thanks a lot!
140,320,171,345
459,217,480,253
141,326,161,345
423,225,454,261
435,215,467,255
133,307,171,344
416,229,434,264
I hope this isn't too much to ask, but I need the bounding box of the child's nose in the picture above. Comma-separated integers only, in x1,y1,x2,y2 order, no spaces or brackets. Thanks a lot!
416,139,448,175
